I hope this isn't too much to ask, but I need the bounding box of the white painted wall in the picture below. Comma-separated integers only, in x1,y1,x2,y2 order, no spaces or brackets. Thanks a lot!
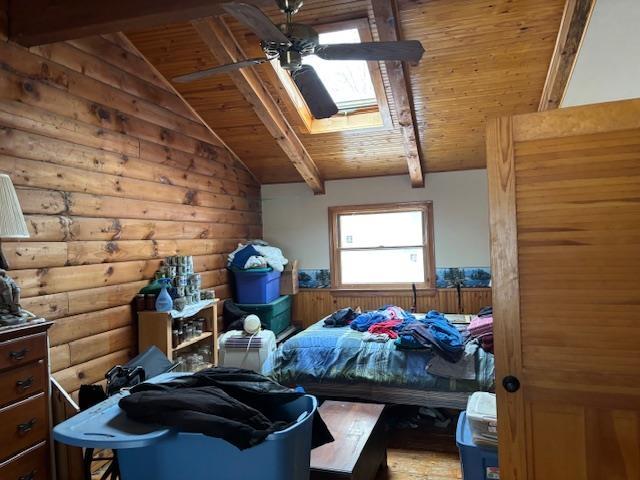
261,170,490,269
562,0,640,107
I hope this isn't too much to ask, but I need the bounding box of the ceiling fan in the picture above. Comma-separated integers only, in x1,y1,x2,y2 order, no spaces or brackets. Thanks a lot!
172,0,425,119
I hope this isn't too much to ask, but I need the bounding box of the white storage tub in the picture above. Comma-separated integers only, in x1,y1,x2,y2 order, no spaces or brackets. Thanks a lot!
466,392,498,448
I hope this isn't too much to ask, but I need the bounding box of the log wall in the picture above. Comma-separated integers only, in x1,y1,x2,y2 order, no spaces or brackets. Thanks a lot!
0,35,261,396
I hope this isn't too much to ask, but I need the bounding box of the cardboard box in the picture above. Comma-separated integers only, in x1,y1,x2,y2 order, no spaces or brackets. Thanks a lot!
280,259,299,295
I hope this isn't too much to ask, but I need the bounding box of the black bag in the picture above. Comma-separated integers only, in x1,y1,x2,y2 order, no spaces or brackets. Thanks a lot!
79,346,174,409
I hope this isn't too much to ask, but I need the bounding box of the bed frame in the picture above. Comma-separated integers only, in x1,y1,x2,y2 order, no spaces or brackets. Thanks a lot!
298,382,471,410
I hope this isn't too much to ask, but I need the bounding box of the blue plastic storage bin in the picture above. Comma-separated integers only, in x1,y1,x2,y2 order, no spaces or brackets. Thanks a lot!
233,268,282,304
54,373,318,480
456,412,500,480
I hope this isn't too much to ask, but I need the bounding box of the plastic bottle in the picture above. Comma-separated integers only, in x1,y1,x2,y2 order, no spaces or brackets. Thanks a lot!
155,278,173,312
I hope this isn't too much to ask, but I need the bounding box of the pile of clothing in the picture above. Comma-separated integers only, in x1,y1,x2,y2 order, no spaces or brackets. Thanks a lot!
228,241,288,272
324,305,466,362
351,305,411,342
323,307,360,327
394,310,465,362
468,306,493,353
119,367,333,450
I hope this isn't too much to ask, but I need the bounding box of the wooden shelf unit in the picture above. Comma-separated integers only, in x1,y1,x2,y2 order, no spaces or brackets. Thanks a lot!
138,300,219,367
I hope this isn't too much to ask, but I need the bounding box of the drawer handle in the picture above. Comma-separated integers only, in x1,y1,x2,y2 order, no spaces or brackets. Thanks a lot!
17,418,36,434
19,470,37,480
9,348,29,361
16,376,34,390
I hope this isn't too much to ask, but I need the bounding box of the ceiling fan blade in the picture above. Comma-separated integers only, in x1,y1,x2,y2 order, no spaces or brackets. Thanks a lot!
222,2,291,45
292,65,338,120
172,58,268,83
315,41,425,63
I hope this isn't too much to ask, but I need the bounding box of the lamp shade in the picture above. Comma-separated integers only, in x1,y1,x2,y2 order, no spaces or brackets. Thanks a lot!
0,174,29,238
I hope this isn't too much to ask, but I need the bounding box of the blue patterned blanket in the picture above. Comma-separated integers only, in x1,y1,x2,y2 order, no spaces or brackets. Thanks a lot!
262,318,495,392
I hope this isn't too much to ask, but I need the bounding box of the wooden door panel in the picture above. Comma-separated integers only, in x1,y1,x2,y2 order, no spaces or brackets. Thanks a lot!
528,401,640,480
528,401,587,479
487,99,640,479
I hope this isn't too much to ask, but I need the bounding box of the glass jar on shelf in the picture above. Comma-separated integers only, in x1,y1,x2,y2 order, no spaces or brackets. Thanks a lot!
198,345,212,364
186,321,195,340
195,318,204,336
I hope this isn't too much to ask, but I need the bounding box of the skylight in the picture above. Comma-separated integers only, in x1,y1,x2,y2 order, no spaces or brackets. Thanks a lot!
303,28,377,111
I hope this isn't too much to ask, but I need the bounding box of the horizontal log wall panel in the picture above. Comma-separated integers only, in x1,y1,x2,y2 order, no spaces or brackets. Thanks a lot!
68,37,173,92
292,289,492,329
31,41,195,120
0,153,256,212
17,187,260,225
3,241,233,269
0,41,214,145
0,35,260,393
0,99,256,189
0,153,258,211
22,215,261,242
49,305,133,347
0,101,140,157
0,122,253,198
138,139,256,188
0,67,252,181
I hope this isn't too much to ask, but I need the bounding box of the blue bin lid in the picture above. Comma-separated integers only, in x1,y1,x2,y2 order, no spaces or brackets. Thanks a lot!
54,373,185,449
54,372,318,450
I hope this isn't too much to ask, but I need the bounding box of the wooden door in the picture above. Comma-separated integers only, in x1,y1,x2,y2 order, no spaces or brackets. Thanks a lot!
486,98,640,479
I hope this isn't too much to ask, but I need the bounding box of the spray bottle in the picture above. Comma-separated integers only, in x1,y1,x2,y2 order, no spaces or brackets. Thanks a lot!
155,278,173,312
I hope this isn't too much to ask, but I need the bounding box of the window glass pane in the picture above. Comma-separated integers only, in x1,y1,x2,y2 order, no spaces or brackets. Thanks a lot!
302,28,377,110
341,248,424,284
339,211,423,248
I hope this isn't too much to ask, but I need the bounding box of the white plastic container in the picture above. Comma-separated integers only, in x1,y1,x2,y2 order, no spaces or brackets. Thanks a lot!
218,329,277,373
466,392,498,448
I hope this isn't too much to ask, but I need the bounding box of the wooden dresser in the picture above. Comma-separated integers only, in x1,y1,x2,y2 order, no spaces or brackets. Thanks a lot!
0,322,52,480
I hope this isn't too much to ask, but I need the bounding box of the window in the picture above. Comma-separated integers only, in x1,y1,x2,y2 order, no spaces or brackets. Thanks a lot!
271,18,392,134
329,202,435,290
302,28,377,111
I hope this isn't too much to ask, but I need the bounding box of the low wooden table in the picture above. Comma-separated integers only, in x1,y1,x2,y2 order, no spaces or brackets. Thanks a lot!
311,401,386,480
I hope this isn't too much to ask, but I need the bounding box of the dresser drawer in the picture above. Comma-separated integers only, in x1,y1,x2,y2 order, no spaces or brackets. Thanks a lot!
0,361,46,408
0,441,49,480
0,334,47,371
0,393,48,462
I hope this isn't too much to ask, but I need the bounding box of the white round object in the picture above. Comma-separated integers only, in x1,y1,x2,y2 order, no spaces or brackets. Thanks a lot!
243,314,261,335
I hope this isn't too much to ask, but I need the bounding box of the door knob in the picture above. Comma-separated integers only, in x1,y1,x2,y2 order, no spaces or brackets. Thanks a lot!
502,375,520,393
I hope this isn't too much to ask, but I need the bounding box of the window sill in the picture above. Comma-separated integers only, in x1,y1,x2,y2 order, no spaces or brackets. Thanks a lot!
297,287,491,296
325,288,437,297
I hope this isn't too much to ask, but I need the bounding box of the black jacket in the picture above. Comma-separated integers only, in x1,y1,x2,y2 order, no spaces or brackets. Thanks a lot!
119,367,333,450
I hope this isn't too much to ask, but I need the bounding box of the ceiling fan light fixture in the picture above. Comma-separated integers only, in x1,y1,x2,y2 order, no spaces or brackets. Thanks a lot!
276,0,304,14
280,50,303,70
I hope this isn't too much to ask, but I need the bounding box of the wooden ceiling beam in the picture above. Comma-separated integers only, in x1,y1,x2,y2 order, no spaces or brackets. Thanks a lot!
192,17,325,194
371,0,425,188
539,0,595,111
8,0,272,47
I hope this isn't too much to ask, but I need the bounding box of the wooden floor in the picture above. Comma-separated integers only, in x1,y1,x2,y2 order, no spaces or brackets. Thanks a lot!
375,422,462,480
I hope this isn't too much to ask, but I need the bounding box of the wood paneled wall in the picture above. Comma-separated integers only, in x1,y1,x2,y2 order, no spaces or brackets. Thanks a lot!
0,35,261,396
293,288,491,328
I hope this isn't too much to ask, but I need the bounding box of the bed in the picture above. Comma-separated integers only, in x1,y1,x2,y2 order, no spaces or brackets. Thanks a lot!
262,315,495,410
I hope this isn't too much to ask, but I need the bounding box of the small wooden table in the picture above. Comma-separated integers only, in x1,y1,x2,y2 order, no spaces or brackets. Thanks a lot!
311,401,386,480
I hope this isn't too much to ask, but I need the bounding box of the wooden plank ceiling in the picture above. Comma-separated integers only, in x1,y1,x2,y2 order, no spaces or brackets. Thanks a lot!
126,0,566,184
